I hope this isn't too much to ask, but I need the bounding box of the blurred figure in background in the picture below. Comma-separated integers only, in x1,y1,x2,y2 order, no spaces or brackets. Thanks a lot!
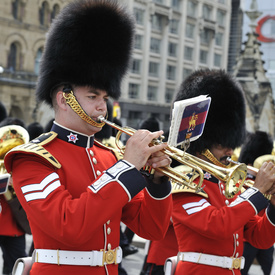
239,131,275,275
27,122,44,140
0,115,29,275
0,102,7,123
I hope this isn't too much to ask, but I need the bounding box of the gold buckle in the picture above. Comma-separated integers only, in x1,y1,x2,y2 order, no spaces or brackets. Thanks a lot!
100,248,118,266
230,257,241,270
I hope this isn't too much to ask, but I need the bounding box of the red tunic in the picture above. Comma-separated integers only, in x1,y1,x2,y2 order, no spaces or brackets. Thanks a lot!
146,222,178,266
0,195,24,236
4,122,172,275
172,171,275,275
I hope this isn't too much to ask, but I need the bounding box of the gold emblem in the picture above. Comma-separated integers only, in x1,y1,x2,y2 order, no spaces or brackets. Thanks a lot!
230,257,242,270
101,248,118,265
187,112,198,132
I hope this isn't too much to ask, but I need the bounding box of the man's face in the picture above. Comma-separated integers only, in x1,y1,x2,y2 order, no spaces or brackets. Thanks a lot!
209,144,234,166
65,86,108,135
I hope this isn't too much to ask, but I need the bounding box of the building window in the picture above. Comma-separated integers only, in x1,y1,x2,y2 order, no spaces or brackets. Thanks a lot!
202,4,212,21
131,59,141,74
128,111,142,128
149,62,159,77
187,1,197,17
51,4,60,22
134,34,143,50
128,83,139,99
165,88,174,103
186,23,195,39
7,42,21,71
218,0,226,4
34,47,43,75
150,38,161,53
134,8,144,25
172,0,181,9
200,29,213,45
167,65,176,80
152,14,164,31
215,32,223,46
217,10,225,26
200,50,208,64
214,53,221,67
147,86,158,101
39,1,50,27
12,0,24,21
168,42,177,57
184,46,193,61
169,19,179,34
153,0,164,3
183,68,192,80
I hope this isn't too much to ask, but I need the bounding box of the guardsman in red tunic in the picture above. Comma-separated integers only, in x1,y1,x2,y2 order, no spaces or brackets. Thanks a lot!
4,1,172,274
170,69,275,275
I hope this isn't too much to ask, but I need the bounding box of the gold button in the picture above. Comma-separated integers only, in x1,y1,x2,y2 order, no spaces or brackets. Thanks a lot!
93,158,97,164
89,150,94,156
107,227,111,235
108,243,111,250
106,220,110,225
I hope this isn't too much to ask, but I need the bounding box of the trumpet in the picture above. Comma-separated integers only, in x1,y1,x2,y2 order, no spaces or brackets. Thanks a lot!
0,125,29,199
98,116,247,196
227,155,275,200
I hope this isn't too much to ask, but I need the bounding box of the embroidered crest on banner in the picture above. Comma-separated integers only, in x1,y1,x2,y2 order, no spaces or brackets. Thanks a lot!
67,133,79,143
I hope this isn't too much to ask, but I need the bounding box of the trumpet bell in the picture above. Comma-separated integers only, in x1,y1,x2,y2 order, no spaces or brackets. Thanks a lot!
224,163,247,199
0,125,30,175
253,154,275,169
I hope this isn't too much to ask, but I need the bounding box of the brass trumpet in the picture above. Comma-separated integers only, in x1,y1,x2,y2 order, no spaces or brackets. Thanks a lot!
98,116,247,196
0,125,29,199
228,155,275,200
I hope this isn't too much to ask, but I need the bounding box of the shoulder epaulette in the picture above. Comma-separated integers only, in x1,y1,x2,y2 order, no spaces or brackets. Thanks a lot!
94,139,123,161
8,131,61,169
172,181,208,198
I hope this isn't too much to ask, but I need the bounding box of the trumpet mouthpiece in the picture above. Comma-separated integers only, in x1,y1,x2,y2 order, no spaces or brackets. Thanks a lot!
97,115,105,122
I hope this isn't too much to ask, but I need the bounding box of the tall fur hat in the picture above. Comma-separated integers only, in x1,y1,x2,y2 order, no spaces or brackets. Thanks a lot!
139,116,160,132
173,69,246,155
0,102,7,122
36,0,135,106
238,131,273,165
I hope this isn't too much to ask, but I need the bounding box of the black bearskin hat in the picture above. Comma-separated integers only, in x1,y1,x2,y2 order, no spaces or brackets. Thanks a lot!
238,131,273,165
173,69,246,155
36,0,135,106
140,117,160,132
0,102,7,122
27,122,44,140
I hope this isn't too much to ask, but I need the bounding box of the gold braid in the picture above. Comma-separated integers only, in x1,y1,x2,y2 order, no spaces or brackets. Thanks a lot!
63,91,105,128
201,149,229,168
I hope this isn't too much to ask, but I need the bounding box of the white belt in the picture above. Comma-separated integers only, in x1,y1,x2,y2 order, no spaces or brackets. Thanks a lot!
178,252,245,270
33,247,122,266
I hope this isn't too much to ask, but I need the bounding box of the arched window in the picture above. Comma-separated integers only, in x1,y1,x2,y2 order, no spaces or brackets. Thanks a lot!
7,42,22,71
34,47,43,75
12,0,24,21
39,1,50,27
51,4,60,22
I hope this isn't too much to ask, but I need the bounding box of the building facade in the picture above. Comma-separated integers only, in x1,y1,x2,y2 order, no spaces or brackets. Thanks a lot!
0,0,232,133
0,0,68,126
242,0,275,100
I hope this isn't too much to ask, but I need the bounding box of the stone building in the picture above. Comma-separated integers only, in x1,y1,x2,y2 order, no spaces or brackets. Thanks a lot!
0,0,232,133
234,0,275,137
0,0,69,126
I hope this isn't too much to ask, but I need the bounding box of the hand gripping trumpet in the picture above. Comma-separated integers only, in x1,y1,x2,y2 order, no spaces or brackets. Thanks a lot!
98,116,247,196
228,155,275,200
